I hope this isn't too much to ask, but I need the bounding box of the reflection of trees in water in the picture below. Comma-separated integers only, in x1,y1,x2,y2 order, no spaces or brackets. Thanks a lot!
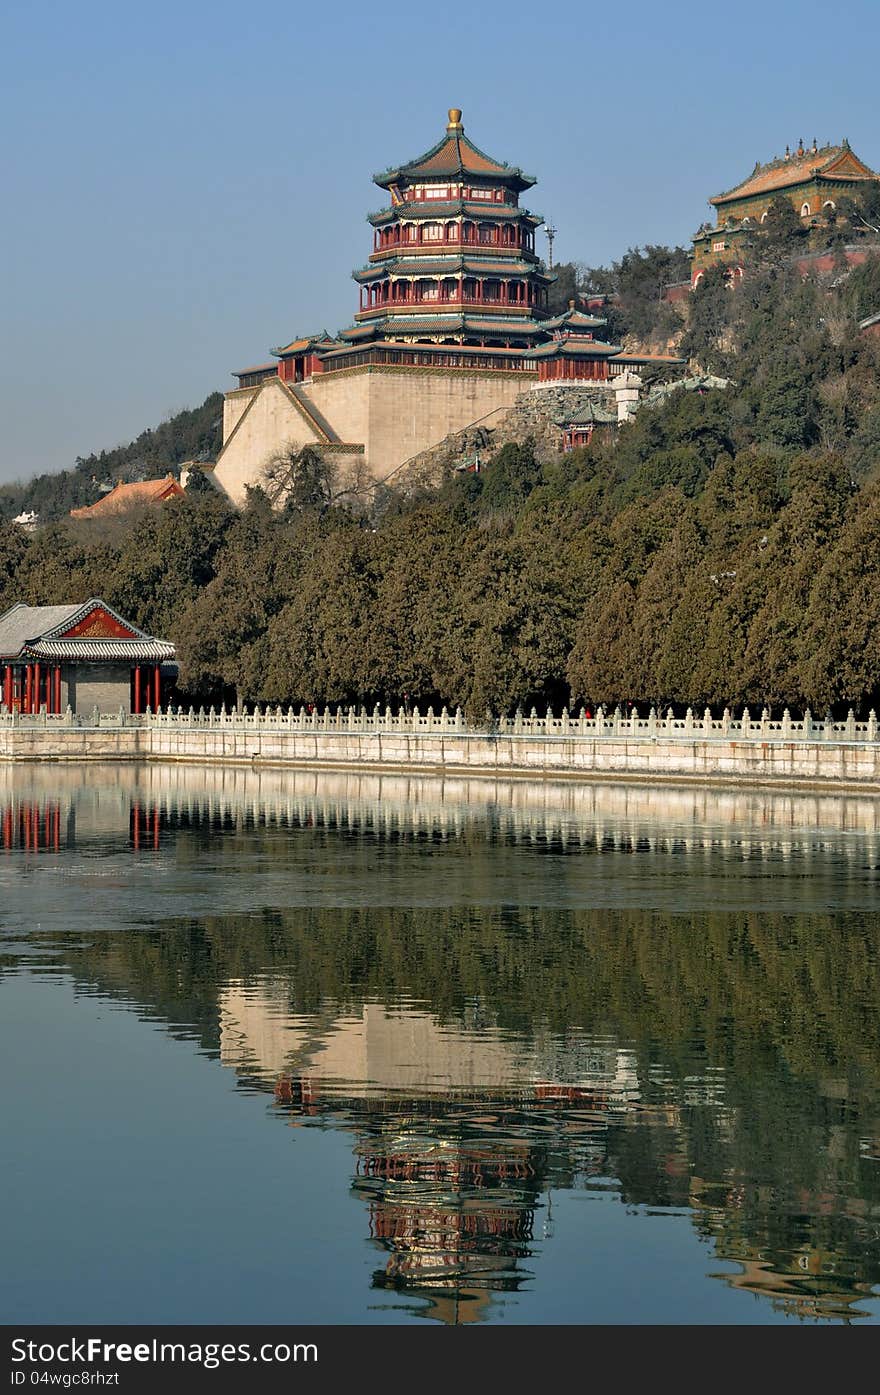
692,1176,880,1321
9,894,880,1323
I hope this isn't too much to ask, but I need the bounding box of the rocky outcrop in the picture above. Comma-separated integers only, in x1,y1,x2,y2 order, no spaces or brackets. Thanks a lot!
386,382,619,492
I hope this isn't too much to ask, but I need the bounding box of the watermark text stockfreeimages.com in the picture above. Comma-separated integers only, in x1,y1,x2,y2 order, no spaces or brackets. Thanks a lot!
10,1337,317,1373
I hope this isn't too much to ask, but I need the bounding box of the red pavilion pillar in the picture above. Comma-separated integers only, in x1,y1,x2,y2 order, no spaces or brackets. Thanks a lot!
153,666,160,712
53,666,61,714
134,666,142,715
33,662,41,713
24,665,32,714
2,664,10,709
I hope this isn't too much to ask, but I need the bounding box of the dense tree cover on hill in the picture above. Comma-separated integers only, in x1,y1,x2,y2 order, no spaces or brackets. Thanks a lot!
2,197,880,715
1,330,879,717
0,393,223,522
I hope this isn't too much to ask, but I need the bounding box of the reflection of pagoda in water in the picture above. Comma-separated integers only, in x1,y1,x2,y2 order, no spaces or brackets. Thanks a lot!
273,1076,614,1322
5,760,880,1324
243,992,640,1322
355,1125,539,1323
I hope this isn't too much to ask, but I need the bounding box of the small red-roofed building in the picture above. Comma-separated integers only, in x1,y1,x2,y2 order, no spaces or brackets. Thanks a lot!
70,474,185,519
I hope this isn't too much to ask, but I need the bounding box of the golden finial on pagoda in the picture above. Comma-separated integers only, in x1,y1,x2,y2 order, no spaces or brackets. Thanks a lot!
447,108,463,131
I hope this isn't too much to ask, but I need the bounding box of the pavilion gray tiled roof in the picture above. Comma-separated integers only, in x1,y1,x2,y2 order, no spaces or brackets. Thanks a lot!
27,638,176,661
0,600,176,662
0,605,82,658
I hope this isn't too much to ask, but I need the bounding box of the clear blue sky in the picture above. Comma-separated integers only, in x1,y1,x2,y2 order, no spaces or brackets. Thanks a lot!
2,0,879,482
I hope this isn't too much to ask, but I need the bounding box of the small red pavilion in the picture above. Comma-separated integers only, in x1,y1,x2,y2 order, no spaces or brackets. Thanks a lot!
0,599,177,715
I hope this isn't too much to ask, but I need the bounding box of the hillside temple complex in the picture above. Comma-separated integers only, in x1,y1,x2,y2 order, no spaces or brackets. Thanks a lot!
691,138,880,285
214,111,680,505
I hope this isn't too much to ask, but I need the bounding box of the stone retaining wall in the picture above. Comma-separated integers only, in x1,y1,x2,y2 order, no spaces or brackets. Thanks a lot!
4,722,880,789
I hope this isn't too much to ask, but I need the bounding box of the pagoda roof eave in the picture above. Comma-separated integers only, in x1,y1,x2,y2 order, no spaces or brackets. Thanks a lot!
525,339,622,359
322,339,537,361
368,201,544,226
372,125,536,192
337,312,549,343
353,256,551,282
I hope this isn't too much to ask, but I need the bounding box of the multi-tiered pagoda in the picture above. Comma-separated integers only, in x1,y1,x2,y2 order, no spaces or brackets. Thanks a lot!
214,110,684,505
329,109,554,368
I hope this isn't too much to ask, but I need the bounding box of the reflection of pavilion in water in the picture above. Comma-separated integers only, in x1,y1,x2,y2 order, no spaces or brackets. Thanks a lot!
0,787,161,852
1,799,63,852
690,1177,878,1322
5,761,880,869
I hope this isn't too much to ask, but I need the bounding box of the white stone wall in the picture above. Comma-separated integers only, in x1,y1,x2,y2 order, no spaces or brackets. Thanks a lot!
222,388,257,442
307,366,528,477
5,715,880,789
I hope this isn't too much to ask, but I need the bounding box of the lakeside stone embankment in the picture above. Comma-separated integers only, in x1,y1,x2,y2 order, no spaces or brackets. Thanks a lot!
4,705,880,790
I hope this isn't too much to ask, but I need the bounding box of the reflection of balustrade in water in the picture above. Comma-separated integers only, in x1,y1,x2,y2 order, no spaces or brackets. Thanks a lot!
4,763,880,868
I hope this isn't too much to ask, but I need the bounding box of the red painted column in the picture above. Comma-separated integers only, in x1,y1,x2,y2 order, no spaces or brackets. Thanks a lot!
2,665,9,708
24,665,32,714
134,666,141,715
54,666,61,714
34,662,41,713
153,666,160,712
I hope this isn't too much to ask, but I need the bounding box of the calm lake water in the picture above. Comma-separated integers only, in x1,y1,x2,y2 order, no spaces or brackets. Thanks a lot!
1,763,879,1325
